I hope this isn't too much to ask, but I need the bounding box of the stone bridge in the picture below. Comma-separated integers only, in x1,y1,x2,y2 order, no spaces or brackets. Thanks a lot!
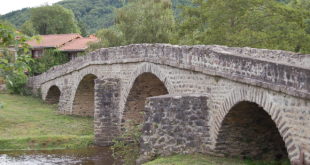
28,44,310,165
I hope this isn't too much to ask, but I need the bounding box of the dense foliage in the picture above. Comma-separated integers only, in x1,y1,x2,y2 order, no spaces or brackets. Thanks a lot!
28,49,69,76
89,0,176,50
0,23,32,95
0,8,30,28
0,0,189,35
177,0,310,53
57,0,123,34
29,5,80,35
1,0,310,54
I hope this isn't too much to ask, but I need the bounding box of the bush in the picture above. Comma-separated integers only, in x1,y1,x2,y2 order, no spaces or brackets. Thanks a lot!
111,123,142,165
0,23,33,96
5,72,31,95
28,49,69,76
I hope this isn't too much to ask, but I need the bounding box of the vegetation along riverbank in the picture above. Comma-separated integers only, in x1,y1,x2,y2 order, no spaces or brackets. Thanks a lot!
0,93,93,151
144,154,290,165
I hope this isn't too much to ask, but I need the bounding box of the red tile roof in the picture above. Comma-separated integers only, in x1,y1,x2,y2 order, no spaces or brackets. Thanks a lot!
59,35,99,52
27,33,82,49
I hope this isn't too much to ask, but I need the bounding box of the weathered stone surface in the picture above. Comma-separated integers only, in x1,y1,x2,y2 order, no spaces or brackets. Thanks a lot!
28,44,310,99
122,73,168,127
94,78,121,146
139,94,210,162
26,44,310,164
72,74,97,117
45,85,60,104
213,101,288,160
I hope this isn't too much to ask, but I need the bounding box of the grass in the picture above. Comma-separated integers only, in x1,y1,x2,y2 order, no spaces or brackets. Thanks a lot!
144,154,290,165
0,94,94,150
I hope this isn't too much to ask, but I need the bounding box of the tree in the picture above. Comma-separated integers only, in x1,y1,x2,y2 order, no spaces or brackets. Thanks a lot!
90,0,176,50
88,27,124,51
176,0,208,45
77,20,87,37
0,23,33,94
178,0,310,53
289,0,310,35
28,49,69,76
116,0,176,44
20,21,37,36
30,5,80,35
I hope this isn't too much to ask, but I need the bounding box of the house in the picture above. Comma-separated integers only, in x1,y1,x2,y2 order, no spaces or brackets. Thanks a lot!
26,34,99,60
58,35,98,59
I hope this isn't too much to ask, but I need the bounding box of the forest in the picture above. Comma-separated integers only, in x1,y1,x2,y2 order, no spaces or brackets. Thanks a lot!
1,0,310,54
0,0,190,34
0,0,309,52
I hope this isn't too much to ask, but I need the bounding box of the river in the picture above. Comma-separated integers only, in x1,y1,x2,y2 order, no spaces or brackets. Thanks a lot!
0,147,118,165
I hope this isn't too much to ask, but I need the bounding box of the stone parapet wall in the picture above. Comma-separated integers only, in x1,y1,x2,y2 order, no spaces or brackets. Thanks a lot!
29,44,310,99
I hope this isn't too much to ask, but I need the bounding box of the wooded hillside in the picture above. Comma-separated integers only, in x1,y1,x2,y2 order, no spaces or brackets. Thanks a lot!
0,0,189,34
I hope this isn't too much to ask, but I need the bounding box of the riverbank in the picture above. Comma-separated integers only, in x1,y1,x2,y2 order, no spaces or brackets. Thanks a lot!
0,94,290,165
144,154,290,165
0,94,94,150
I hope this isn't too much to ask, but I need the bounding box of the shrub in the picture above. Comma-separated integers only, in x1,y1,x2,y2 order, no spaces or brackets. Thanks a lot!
28,49,69,76
0,23,33,95
111,123,142,165
5,72,31,95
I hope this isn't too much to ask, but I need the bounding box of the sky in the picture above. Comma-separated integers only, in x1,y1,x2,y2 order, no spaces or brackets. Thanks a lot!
0,0,63,15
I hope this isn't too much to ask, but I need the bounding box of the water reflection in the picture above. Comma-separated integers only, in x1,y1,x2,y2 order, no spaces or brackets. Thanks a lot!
0,147,116,165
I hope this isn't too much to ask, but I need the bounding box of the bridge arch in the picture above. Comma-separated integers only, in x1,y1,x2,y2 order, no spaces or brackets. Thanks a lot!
71,73,98,117
119,63,174,121
121,64,171,128
212,87,301,164
45,85,61,104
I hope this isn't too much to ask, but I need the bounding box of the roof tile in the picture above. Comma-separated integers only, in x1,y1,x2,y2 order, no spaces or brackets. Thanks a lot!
27,33,82,49
59,35,99,52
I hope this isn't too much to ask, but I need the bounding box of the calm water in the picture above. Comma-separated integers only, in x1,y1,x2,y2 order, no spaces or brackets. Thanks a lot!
0,147,117,165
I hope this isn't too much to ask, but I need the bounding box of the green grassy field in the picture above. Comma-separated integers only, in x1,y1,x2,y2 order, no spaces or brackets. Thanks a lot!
144,154,290,165
0,94,94,150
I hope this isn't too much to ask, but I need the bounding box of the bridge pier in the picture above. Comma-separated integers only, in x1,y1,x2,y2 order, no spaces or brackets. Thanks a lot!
94,78,122,146
138,94,210,164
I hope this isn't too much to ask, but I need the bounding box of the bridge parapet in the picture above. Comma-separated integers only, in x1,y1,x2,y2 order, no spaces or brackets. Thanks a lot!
30,44,310,99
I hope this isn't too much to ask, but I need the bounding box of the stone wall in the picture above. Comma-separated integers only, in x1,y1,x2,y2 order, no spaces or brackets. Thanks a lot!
138,94,210,164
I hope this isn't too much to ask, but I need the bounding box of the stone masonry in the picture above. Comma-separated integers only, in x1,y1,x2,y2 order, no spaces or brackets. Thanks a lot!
72,74,97,117
122,73,168,127
138,94,210,164
94,78,121,146
27,44,310,164
45,85,61,104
